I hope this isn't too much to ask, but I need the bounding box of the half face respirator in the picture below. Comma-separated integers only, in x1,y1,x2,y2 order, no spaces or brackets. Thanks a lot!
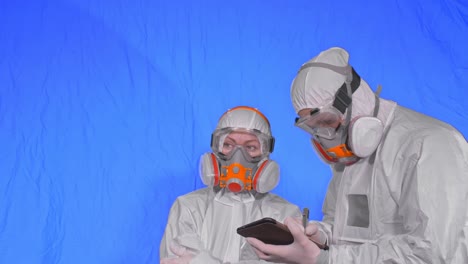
295,63,384,165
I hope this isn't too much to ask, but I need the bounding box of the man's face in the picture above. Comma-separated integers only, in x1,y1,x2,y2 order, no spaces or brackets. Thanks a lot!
221,131,262,158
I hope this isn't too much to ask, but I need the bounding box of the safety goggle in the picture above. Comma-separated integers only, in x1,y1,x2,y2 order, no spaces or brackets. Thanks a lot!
211,127,274,161
294,106,343,140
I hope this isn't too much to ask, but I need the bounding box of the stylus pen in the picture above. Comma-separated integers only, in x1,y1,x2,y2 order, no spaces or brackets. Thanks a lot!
302,207,329,250
302,207,309,233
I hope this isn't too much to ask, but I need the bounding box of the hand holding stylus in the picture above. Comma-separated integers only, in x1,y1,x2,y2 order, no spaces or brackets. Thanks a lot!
302,208,329,250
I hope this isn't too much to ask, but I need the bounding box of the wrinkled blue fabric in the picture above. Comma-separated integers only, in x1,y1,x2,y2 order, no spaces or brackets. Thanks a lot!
0,0,467,263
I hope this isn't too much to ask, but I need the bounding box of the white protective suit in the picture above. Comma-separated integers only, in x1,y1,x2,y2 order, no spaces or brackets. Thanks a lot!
290,47,468,263
160,106,302,264
160,188,301,263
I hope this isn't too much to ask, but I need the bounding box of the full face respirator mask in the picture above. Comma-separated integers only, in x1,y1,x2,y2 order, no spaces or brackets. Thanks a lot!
199,106,280,193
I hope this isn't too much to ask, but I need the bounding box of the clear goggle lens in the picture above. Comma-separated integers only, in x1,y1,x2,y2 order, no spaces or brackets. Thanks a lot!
295,107,343,140
211,128,273,161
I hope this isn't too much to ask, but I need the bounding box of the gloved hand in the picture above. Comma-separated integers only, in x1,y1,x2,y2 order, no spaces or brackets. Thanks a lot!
246,217,321,264
160,243,195,264
288,217,325,247
304,220,328,250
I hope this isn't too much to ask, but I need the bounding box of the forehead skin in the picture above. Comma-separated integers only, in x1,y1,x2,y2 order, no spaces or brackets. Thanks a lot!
225,131,260,145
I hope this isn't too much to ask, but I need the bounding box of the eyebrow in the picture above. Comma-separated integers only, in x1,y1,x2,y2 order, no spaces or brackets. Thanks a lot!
244,139,260,145
224,137,237,143
224,137,259,145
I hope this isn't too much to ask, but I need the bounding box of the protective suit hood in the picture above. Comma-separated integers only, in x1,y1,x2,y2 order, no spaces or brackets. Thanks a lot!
291,47,385,121
215,106,272,137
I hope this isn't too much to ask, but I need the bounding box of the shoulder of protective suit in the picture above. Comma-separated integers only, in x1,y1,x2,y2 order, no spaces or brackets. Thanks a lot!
257,193,301,215
391,106,462,139
379,106,467,161
174,187,216,206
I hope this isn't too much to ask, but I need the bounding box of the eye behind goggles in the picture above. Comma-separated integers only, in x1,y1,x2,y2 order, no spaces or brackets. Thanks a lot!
294,64,362,139
294,106,343,140
210,127,275,161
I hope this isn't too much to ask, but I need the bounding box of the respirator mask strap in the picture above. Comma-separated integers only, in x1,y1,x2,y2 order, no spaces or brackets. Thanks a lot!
346,85,384,159
373,84,382,118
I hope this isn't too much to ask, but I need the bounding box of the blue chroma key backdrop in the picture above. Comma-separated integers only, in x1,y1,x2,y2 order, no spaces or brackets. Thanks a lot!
1,0,467,263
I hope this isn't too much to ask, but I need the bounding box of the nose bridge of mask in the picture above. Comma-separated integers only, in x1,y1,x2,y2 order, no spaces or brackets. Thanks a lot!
224,146,258,165
313,126,350,157
312,127,336,140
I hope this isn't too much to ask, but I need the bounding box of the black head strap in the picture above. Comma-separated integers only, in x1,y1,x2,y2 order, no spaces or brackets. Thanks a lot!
297,62,361,114
333,68,361,114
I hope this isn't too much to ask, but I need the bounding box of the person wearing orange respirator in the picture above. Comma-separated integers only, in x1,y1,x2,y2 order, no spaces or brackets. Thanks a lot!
246,47,468,264
160,106,302,264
